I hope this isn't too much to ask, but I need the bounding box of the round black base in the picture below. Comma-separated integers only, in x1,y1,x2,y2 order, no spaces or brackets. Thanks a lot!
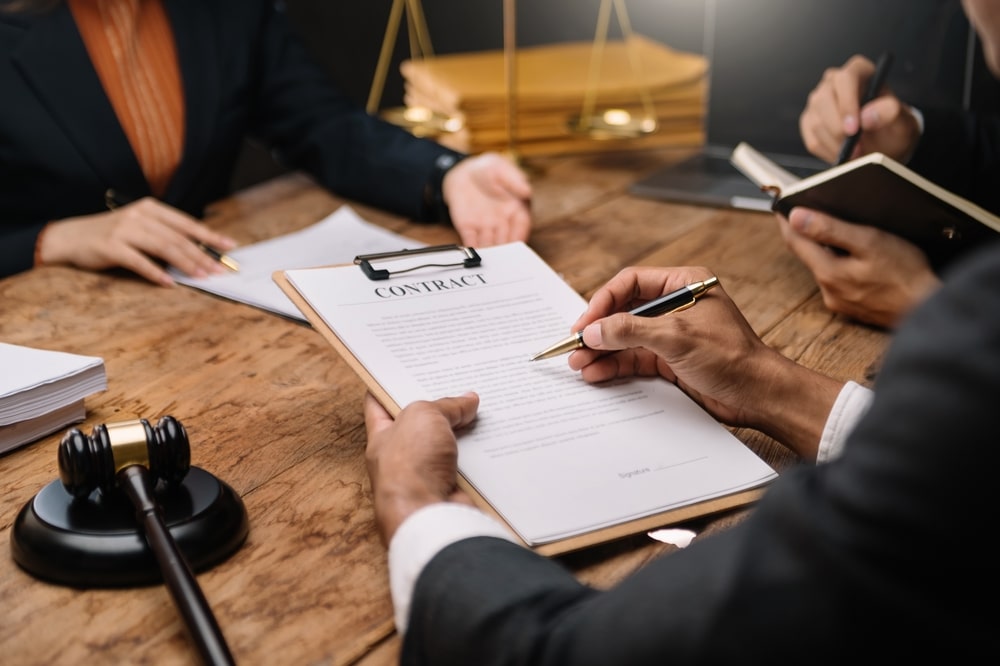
10,467,249,588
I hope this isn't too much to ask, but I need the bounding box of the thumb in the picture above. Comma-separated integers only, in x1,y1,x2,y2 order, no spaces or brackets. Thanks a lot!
582,312,659,352
788,208,867,255
859,95,900,132
431,392,481,429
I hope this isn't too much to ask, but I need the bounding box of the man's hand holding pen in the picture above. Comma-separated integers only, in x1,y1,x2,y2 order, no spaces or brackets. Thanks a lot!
531,276,718,360
559,265,841,454
799,53,921,165
565,267,742,392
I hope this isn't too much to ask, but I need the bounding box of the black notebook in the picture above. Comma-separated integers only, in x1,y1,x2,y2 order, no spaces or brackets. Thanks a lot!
731,142,1000,268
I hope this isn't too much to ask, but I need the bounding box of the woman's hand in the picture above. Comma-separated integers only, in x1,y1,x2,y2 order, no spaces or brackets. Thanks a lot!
38,197,237,286
442,152,532,248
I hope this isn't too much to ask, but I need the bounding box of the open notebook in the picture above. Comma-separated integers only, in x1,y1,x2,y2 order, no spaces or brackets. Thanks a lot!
630,0,975,211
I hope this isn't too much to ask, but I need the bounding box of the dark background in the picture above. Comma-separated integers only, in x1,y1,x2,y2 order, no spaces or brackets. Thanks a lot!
232,0,708,187
232,0,1000,189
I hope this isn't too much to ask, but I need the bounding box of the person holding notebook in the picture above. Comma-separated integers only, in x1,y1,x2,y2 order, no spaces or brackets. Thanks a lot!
0,0,532,285
782,10,1000,328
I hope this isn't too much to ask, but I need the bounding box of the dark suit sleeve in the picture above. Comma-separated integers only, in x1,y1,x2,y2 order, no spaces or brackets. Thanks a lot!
0,221,46,278
402,241,1000,666
239,0,463,222
907,107,1000,214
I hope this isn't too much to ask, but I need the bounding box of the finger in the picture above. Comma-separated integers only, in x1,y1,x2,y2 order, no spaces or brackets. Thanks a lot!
456,224,481,249
114,245,178,287
858,95,898,133
119,202,232,276
474,225,497,248
574,346,663,384
810,82,849,159
787,207,874,257
495,163,532,200
506,205,532,242
581,313,637,351
836,56,875,133
363,392,394,435
137,199,238,249
572,267,712,331
429,392,480,430
142,232,225,278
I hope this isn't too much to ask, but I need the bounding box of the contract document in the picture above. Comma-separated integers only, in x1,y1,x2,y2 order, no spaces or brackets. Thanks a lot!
276,242,777,554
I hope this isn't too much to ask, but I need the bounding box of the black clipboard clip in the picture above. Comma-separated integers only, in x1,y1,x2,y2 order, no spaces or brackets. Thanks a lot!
354,244,482,281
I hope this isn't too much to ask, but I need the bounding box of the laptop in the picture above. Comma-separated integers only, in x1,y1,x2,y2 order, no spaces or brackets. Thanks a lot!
630,0,976,211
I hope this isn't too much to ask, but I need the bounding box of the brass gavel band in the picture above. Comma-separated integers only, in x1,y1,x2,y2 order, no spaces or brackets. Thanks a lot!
105,420,151,473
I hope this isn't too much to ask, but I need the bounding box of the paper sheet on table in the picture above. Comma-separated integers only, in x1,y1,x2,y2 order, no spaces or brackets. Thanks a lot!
170,206,426,321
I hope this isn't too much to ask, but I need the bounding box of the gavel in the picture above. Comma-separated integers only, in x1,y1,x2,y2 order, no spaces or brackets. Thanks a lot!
59,416,235,666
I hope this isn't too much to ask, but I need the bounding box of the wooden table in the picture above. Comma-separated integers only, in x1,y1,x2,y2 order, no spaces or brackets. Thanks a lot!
0,148,890,665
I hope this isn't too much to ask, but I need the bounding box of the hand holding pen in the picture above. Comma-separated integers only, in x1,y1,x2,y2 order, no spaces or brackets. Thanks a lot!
799,52,918,165
836,52,893,164
532,276,719,360
552,266,841,450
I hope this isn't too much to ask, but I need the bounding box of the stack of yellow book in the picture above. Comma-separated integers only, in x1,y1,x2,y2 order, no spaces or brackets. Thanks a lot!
400,35,708,156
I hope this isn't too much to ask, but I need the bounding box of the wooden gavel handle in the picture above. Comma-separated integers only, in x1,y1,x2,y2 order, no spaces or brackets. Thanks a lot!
119,465,235,666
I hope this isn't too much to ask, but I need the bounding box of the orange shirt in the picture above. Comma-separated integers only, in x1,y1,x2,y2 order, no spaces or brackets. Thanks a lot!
68,0,185,198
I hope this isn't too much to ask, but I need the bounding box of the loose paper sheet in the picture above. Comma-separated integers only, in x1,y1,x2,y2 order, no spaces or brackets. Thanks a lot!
171,206,426,321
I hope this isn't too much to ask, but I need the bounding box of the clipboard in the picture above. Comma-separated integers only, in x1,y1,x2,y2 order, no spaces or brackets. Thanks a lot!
274,245,479,418
274,243,773,557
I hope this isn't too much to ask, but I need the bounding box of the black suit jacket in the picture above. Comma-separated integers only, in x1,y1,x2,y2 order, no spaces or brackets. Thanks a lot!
402,241,1000,664
0,0,461,277
908,106,1000,214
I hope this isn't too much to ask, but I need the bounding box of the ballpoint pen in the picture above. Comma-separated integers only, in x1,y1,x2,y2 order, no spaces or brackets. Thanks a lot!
196,242,240,272
836,51,893,165
530,276,720,361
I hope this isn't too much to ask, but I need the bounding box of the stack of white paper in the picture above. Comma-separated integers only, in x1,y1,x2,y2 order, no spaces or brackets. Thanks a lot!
0,342,107,454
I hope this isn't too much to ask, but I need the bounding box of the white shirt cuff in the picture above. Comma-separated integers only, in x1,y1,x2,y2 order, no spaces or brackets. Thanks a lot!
388,503,519,634
902,105,925,164
816,380,873,463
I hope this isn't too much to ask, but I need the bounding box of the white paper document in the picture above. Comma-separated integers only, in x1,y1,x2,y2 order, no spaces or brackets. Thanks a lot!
282,242,777,547
171,206,426,321
0,342,106,453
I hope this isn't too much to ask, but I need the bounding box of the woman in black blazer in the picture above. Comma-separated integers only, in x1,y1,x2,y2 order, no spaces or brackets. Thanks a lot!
0,0,532,284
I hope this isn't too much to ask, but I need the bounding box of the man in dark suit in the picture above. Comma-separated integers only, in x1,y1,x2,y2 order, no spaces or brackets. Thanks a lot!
0,0,531,284
361,4,1000,661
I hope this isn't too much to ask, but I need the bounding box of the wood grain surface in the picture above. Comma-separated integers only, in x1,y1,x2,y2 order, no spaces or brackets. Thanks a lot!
0,148,890,665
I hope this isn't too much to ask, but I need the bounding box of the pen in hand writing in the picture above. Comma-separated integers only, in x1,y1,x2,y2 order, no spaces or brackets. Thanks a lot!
836,51,893,165
196,242,240,272
530,276,720,361
105,188,240,272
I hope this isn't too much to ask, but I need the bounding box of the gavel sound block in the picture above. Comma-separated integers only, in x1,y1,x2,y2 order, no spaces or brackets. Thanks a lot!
10,417,248,587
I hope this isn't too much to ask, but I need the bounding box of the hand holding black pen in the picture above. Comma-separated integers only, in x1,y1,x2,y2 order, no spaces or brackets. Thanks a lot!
836,52,894,165
531,276,720,361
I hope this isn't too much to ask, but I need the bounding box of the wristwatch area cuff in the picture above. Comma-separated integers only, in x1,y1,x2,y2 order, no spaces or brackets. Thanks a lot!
423,152,466,224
